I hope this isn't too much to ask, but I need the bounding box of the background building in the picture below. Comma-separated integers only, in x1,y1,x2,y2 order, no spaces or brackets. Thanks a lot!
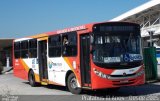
0,39,13,67
111,0,160,48
111,0,160,79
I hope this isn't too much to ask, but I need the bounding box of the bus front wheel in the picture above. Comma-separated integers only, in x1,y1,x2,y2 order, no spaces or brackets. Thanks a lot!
28,70,37,87
67,73,82,94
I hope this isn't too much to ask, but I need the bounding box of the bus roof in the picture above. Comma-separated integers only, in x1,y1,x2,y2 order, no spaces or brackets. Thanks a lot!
14,21,138,42
14,23,94,42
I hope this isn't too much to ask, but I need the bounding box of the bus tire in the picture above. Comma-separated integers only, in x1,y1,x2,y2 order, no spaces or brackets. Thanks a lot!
28,70,37,87
67,73,82,94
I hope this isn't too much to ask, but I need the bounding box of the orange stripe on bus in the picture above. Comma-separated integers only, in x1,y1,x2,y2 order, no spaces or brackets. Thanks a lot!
35,73,40,82
20,59,29,72
63,57,81,86
38,37,48,41
63,57,74,71
20,59,40,82
30,33,48,39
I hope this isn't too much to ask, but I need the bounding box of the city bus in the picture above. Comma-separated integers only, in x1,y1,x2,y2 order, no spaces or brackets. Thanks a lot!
13,21,145,94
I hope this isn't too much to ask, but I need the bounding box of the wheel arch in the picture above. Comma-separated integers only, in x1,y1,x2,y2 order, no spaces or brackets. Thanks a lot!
65,70,74,86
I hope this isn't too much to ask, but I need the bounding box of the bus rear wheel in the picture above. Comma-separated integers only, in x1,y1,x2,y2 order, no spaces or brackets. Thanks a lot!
28,70,37,87
67,73,82,94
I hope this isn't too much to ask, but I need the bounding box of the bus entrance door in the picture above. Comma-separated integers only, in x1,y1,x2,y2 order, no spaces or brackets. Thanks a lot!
38,40,48,82
80,34,91,87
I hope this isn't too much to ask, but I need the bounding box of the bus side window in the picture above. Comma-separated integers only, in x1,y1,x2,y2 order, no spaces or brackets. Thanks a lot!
14,42,21,59
29,39,37,58
62,32,77,57
49,35,61,57
20,40,29,58
62,35,69,55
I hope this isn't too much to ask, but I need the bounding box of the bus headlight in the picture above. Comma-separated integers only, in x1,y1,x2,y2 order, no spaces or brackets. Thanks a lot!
136,69,144,77
93,68,109,79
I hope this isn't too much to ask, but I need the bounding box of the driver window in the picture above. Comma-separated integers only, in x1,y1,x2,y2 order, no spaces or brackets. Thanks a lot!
95,36,103,44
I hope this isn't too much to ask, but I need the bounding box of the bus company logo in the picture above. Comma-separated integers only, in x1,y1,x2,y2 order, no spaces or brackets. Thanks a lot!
123,72,127,76
48,61,53,69
48,61,62,69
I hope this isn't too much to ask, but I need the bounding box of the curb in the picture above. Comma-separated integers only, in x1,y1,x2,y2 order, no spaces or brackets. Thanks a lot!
1,67,13,74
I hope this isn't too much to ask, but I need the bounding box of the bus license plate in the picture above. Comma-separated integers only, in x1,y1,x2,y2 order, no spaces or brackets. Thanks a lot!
120,80,129,83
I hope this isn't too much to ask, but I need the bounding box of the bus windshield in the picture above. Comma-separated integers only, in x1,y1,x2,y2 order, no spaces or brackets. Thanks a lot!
92,33,142,66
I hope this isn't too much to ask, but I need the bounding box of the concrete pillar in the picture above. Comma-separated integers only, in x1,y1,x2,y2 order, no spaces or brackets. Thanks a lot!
6,57,9,68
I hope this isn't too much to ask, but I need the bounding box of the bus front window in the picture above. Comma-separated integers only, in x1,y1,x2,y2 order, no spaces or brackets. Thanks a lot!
92,33,142,67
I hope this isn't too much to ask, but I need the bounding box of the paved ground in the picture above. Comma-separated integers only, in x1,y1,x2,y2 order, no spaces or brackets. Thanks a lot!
0,73,160,101
1,66,12,74
0,73,71,95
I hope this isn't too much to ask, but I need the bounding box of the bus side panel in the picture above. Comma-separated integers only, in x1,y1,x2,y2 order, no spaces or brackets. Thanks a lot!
13,59,28,80
48,57,81,87
24,58,40,82
64,57,81,87
13,58,40,82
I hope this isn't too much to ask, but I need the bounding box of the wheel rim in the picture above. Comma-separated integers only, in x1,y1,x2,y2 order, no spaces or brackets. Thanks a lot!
70,77,78,89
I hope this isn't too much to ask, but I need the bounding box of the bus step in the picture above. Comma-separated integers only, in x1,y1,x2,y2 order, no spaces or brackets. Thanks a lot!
82,86,91,89
41,82,48,85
